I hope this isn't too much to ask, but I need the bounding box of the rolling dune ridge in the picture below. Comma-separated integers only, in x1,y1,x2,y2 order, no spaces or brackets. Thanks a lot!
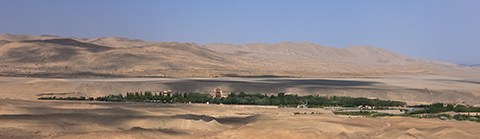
2,34,478,78
1,34,479,138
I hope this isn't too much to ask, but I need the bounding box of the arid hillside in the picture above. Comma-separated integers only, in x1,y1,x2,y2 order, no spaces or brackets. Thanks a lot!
202,42,477,76
203,42,419,65
0,33,63,41
0,34,477,78
0,33,155,48
0,38,255,78
69,36,157,48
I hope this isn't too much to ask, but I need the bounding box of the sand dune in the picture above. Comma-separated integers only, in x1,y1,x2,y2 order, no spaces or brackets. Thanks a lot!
202,42,476,77
0,34,155,48
70,36,156,48
0,34,63,41
1,99,479,139
0,38,257,78
1,34,475,78
1,34,479,138
203,42,418,65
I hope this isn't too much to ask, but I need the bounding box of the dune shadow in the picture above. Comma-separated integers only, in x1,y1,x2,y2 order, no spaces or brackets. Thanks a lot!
159,78,384,95
0,40,11,45
6,39,112,64
425,79,480,85
260,79,381,86
128,127,190,135
171,114,216,122
222,74,294,78
171,114,259,126
1,71,126,78
23,39,112,53
448,80,480,85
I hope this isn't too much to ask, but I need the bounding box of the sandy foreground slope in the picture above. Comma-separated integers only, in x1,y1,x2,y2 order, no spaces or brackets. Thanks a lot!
0,99,479,139
1,75,479,138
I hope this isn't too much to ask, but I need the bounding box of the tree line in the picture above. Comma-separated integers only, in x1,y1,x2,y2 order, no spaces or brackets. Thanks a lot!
407,103,480,114
335,103,480,123
38,91,406,107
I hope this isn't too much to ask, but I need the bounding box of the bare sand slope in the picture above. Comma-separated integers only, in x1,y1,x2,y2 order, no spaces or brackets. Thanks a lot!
0,39,262,78
1,75,479,106
0,99,479,139
203,42,419,65
3,34,477,78
0,34,63,41
202,42,480,78
0,34,156,48
69,36,156,48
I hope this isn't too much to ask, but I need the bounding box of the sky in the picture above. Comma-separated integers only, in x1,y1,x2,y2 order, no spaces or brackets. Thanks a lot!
0,0,479,63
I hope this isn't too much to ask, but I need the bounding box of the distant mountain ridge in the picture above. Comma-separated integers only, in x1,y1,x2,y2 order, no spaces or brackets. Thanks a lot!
0,33,476,78
456,63,480,67
69,36,156,48
203,42,421,65
0,33,63,41
0,34,156,48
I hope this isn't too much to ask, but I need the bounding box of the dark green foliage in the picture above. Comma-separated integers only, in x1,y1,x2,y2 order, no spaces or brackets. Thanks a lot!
333,111,377,116
343,104,356,107
95,94,123,101
39,92,407,108
426,103,453,113
453,114,480,122
185,92,212,103
307,105,325,108
221,93,405,107
371,113,418,118
407,109,427,114
371,104,480,123
38,96,88,100
419,114,452,119
371,113,395,117
407,103,480,114
454,105,480,112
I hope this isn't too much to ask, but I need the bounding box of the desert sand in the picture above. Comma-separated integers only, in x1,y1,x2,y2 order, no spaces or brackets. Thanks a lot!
1,76,479,106
1,75,480,138
1,34,480,138
2,34,478,78
1,99,480,139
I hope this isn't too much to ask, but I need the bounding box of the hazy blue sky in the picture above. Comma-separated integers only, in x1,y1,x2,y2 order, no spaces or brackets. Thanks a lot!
1,0,479,62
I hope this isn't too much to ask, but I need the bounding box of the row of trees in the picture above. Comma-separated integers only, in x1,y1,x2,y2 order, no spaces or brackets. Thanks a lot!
38,96,94,100
120,91,406,107
408,103,480,114
39,91,407,107
370,113,480,123
219,92,406,107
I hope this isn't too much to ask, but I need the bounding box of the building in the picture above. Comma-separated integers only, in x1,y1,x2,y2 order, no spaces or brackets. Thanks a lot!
162,89,171,97
297,104,308,108
214,86,223,98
